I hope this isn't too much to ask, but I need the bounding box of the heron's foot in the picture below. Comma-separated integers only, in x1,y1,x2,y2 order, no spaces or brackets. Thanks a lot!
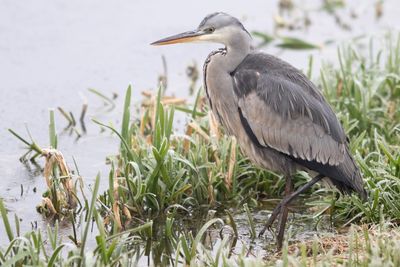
258,201,285,237
258,225,272,237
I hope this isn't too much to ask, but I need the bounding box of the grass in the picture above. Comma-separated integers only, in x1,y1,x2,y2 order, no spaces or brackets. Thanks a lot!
1,32,400,266
266,222,400,266
314,34,400,226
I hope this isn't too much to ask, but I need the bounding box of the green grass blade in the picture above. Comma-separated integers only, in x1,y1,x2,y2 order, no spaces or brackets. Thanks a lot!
49,109,57,149
121,85,132,152
0,199,14,242
80,174,101,262
48,244,65,267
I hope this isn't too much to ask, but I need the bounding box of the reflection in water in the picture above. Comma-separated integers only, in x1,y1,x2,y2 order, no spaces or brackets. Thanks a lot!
85,206,334,265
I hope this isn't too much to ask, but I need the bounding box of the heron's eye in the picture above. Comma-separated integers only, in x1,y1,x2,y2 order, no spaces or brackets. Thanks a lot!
205,27,215,33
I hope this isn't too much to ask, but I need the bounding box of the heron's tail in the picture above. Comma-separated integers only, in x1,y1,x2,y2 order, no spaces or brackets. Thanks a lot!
290,147,368,201
329,149,368,201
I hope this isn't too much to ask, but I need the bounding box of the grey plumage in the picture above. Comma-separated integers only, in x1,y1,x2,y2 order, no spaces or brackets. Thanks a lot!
151,12,367,249
232,53,366,197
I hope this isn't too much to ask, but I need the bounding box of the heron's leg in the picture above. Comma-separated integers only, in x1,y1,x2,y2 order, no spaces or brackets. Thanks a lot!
259,174,324,237
276,176,294,250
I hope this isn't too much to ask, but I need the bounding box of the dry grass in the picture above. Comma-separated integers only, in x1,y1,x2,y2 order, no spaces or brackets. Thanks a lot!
265,224,400,266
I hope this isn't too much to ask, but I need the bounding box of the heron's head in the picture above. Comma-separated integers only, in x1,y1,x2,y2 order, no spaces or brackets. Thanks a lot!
151,12,251,47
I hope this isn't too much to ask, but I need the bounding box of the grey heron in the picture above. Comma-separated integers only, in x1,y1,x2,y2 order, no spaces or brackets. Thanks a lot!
151,12,367,250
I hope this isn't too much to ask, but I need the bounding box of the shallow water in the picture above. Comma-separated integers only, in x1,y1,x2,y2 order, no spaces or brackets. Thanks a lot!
0,0,399,252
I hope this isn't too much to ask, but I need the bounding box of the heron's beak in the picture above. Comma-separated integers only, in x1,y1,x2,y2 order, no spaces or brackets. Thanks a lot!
151,30,204,46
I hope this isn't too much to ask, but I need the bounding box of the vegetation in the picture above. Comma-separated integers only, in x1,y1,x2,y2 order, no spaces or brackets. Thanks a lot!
1,31,400,267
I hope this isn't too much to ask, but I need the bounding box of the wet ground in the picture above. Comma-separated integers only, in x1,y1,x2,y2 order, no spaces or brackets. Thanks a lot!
0,0,399,251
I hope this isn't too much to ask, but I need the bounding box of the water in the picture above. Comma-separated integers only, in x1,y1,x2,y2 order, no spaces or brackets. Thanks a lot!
0,0,399,250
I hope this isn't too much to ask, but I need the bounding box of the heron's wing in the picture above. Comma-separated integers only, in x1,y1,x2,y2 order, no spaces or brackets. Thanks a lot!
233,53,347,166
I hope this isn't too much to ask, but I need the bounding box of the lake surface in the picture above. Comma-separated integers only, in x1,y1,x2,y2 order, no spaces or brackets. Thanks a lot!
0,0,399,246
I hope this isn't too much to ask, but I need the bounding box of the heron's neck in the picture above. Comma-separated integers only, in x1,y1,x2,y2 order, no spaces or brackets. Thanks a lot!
223,32,252,72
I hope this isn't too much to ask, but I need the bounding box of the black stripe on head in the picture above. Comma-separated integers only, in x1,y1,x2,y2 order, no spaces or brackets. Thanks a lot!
198,12,251,37
198,12,221,28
